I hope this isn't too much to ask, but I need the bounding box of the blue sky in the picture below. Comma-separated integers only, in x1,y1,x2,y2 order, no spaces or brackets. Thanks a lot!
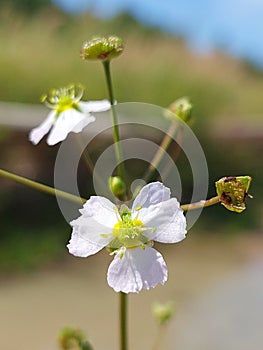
53,0,263,68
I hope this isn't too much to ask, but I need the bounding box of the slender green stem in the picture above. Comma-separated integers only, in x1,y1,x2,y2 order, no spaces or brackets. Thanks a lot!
180,195,220,211
158,126,184,182
74,135,95,176
103,60,115,105
103,60,128,350
0,168,86,204
132,120,180,198
143,121,178,184
119,292,128,350
103,60,125,180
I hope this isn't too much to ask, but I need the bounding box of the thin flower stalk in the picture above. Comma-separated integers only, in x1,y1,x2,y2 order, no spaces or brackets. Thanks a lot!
0,168,86,204
103,61,125,184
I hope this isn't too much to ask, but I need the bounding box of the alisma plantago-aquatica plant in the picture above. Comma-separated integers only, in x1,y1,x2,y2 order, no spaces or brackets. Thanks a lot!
0,36,252,350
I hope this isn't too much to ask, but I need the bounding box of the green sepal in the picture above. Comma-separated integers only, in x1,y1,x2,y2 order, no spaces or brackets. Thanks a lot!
215,176,252,213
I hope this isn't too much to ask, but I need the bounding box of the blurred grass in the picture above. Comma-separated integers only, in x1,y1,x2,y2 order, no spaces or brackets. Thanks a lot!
0,5,262,271
0,225,67,271
0,6,262,125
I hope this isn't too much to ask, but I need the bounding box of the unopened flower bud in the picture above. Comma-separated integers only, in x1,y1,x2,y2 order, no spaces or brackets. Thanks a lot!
168,97,193,122
58,327,93,350
109,176,126,198
81,36,124,61
215,176,252,213
152,301,174,325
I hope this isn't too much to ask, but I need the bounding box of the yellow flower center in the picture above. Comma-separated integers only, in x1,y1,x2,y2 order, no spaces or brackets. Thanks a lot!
56,96,75,113
42,84,84,115
108,205,150,251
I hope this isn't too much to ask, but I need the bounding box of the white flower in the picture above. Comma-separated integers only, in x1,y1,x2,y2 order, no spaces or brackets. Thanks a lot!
29,85,110,146
68,182,187,293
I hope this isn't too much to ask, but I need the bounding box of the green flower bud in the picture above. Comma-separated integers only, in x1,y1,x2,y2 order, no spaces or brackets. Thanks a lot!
81,36,124,61
168,97,193,122
152,301,174,325
215,176,252,213
109,176,126,198
58,327,93,350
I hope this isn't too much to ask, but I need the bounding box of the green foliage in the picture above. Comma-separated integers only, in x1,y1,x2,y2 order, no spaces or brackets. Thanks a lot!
0,7,262,124
0,0,51,13
0,225,67,271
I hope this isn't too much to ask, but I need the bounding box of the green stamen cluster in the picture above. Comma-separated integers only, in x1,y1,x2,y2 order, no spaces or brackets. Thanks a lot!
108,205,149,252
42,84,84,114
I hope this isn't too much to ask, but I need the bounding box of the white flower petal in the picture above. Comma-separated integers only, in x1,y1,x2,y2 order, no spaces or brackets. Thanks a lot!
107,247,168,293
70,215,112,249
71,115,95,133
79,100,111,113
140,198,187,243
47,109,95,145
80,196,118,228
68,195,118,257
67,228,107,257
132,182,171,210
29,110,56,145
